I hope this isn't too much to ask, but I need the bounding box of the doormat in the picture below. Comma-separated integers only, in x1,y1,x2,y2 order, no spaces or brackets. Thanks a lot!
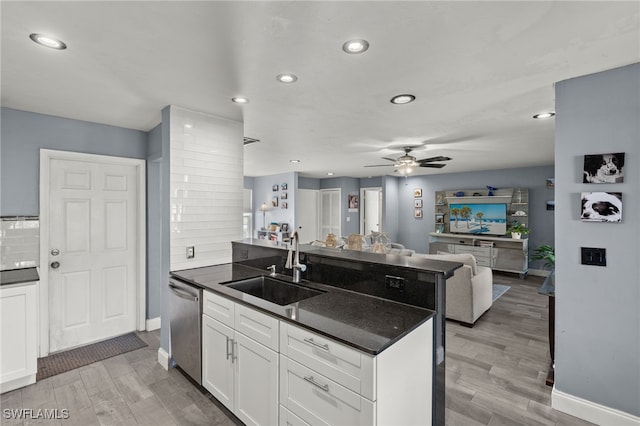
492,284,511,303
36,332,147,380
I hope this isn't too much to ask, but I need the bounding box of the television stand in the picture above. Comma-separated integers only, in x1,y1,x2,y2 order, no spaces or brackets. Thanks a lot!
428,233,528,277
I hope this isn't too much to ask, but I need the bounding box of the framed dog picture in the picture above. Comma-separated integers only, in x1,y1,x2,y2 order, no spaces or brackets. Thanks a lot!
581,192,622,222
583,152,625,183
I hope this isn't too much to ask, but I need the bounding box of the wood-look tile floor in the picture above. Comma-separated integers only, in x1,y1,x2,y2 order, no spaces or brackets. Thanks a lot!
1,273,595,425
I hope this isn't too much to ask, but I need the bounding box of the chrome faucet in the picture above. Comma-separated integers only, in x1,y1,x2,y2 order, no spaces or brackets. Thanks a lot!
285,231,306,283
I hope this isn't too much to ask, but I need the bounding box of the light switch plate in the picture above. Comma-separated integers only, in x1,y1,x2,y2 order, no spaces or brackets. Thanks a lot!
581,247,606,266
186,246,195,259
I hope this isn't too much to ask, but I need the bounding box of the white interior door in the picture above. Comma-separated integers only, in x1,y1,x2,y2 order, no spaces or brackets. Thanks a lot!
361,188,382,234
319,189,341,239
297,189,319,243
48,157,139,352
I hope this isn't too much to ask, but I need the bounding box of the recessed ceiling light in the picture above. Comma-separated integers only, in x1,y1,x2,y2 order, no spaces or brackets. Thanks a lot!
290,160,300,163
184,123,193,129
327,172,334,176
276,74,298,83
533,112,555,119
342,39,369,54
29,33,67,50
232,96,249,104
390,94,416,104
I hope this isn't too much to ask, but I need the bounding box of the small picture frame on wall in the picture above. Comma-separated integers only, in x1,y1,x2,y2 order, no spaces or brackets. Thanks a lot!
272,196,278,207
414,199,423,208
413,188,423,198
281,202,288,209
435,214,444,224
272,184,279,191
546,178,555,188
281,192,288,199
281,183,288,190
583,152,625,183
414,209,423,218
546,200,555,211
580,192,622,222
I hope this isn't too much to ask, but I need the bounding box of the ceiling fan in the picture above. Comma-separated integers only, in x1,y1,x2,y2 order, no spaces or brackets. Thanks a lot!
365,146,451,174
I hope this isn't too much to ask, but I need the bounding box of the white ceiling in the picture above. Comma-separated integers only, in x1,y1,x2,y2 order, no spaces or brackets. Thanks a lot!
2,1,638,178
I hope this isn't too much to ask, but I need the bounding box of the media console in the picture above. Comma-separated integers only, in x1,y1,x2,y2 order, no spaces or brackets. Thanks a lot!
428,232,528,278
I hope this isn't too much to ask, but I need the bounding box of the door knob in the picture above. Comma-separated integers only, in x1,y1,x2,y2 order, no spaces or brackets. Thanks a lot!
50,261,60,269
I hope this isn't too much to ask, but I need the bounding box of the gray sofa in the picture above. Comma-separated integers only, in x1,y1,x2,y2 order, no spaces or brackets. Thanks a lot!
413,252,493,326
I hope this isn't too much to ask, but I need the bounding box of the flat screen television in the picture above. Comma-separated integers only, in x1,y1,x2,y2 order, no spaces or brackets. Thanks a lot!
448,203,507,236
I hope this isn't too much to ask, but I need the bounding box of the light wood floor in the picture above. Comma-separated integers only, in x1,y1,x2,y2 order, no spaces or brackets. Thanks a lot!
1,273,595,425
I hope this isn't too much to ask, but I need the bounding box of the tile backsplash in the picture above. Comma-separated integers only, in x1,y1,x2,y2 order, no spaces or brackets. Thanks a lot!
0,216,39,270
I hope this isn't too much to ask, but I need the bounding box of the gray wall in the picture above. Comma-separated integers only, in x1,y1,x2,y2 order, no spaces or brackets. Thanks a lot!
320,176,360,235
0,107,147,215
251,172,297,234
382,176,400,243
159,107,172,353
298,176,320,190
146,124,163,319
391,166,555,258
555,63,639,416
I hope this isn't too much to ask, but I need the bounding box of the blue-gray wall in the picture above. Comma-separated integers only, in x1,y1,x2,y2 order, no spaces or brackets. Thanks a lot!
251,172,297,234
390,166,555,261
159,107,172,353
298,176,320,190
146,124,163,319
0,107,147,215
320,177,360,235
555,63,639,417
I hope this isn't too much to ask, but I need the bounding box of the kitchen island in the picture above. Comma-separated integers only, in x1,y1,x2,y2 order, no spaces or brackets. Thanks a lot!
170,239,461,426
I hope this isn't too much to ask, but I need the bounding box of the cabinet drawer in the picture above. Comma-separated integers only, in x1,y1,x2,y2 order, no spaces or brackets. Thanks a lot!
235,304,279,351
279,323,375,401
279,406,310,426
279,356,375,426
203,291,234,327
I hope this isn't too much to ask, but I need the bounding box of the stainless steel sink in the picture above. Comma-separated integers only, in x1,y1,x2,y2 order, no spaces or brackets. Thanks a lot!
226,276,324,306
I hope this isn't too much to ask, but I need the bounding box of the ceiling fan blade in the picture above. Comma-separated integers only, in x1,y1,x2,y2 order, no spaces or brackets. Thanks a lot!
419,163,447,168
417,156,452,163
364,164,393,168
381,157,398,162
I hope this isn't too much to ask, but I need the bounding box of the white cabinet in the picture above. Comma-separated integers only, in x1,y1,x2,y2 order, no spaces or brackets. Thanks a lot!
280,320,433,426
1,282,37,394
202,291,279,426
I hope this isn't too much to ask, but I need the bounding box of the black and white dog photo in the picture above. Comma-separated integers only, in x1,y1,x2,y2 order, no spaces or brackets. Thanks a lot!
581,192,622,222
583,152,625,183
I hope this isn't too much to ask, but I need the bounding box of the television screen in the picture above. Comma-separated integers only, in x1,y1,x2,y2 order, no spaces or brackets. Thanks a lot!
448,203,507,235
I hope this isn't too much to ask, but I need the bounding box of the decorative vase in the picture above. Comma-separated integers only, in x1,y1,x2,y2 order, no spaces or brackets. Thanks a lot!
511,232,522,239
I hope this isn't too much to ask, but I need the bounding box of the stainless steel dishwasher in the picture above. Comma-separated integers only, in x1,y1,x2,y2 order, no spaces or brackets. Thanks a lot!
168,278,202,385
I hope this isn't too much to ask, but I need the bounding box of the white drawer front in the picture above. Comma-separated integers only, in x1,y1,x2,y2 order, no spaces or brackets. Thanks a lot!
279,406,310,426
279,323,375,401
235,304,279,351
203,291,235,327
280,357,375,426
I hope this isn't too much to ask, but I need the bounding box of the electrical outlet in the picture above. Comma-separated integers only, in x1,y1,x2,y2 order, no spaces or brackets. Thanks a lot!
186,246,195,259
581,247,606,266
385,275,405,290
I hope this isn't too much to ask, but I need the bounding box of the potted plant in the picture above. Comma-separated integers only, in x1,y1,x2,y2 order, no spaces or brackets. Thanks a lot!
531,244,555,270
507,220,530,239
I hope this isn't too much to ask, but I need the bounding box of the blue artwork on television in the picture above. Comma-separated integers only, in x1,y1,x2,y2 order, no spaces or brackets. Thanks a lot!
448,203,507,235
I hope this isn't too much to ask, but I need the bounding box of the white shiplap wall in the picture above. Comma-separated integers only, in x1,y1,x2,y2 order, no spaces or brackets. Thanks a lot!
169,106,243,270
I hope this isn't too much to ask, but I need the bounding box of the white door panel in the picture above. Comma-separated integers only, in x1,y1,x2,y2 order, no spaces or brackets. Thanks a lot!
49,159,138,352
319,189,341,240
297,190,318,243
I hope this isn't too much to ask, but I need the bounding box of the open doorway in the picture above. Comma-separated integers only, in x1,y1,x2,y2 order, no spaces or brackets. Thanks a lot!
360,187,382,234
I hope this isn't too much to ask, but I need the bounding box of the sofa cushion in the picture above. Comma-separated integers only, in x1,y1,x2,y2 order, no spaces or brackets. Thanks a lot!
435,252,478,275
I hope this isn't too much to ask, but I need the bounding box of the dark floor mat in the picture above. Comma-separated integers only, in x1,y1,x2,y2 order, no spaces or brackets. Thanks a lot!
36,332,147,380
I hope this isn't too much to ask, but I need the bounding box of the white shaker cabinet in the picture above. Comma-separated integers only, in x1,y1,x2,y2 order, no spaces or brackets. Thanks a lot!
0,282,37,393
202,291,279,426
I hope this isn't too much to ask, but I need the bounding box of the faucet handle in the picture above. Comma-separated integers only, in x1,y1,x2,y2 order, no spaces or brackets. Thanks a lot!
267,265,276,276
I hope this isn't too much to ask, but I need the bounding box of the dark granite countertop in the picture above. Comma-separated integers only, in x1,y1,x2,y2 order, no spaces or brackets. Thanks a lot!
0,267,39,287
171,263,435,355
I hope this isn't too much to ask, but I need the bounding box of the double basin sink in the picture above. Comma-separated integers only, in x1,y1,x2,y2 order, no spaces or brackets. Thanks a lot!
225,276,325,306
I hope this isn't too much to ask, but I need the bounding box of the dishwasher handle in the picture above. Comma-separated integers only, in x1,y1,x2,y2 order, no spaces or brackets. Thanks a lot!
169,284,199,302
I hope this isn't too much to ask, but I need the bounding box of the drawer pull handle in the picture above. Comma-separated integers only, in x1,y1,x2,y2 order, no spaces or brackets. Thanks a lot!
303,337,329,351
304,375,329,392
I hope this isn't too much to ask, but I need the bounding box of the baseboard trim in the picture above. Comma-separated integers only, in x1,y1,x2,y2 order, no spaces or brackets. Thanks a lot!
146,317,161,331
157,347,170,371
552,387,640,425
527,268,550,277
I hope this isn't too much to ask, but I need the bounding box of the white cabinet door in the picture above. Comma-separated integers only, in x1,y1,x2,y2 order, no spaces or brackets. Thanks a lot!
234,332,279,426
202,314,234,411
0,283,37,393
